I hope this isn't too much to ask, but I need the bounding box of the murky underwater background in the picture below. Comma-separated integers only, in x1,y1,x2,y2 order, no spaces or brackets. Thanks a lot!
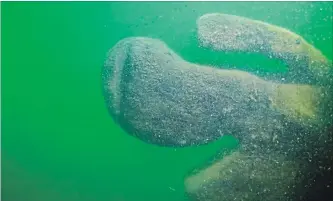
2,2,333,201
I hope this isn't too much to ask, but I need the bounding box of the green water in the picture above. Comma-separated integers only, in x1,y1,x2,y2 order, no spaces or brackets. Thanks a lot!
2,2,332,201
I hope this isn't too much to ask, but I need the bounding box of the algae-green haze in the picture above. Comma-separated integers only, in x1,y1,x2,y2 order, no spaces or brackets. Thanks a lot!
2,2,332,201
